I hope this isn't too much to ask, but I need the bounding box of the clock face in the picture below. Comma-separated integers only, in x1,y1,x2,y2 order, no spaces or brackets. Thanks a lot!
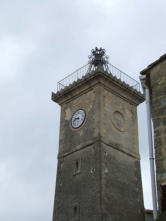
71,109,86,129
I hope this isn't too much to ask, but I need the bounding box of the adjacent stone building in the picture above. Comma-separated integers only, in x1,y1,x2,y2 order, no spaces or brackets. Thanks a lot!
145,210,153,221
52,48,145,221
141,54,166,216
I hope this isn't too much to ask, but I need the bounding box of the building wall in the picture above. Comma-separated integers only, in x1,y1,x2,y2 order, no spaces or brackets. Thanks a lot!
149,59,166,210
145,210,153,221
100,85,145,221
53,85,102,221
52,71,145,221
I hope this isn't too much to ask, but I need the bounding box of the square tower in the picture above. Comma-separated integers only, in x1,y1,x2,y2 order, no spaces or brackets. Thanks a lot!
52,48,145,221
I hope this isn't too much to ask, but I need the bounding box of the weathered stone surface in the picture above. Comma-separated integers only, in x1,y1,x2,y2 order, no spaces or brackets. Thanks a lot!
154,137,163,148
141,56,166,212
145,210,153,221
161,211,166,220
101,143,145,221
154,129,162,137
53,144,101,221
153,118,161,128
52,69,145,221
163,117,166,126
164,136,166,145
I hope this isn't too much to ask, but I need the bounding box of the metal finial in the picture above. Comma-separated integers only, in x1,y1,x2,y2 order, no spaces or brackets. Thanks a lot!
88,47,109,71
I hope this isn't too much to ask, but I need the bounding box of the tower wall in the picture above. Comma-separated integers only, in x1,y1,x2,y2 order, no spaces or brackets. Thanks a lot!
53,81,102,221
53,143,101,221
52,70,145,221
99,83,145,220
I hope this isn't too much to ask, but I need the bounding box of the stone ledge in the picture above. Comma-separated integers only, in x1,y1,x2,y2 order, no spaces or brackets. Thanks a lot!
52,70,144,105
57,137,140,160
141,54,166,75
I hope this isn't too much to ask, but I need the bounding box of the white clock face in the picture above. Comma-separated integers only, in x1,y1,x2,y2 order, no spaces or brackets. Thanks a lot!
71,109,86,129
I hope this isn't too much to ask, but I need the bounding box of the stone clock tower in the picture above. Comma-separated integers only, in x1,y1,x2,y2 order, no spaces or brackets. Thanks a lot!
52,48,145,221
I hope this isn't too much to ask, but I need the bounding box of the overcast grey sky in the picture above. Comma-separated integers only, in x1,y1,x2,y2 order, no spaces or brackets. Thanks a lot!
0,0,166,220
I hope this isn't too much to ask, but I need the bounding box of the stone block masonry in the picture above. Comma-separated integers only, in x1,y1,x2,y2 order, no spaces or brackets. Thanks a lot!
141,54,166,213
52,68,145,221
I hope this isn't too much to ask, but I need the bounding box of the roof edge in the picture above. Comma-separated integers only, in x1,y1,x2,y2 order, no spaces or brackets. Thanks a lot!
140,53,166,75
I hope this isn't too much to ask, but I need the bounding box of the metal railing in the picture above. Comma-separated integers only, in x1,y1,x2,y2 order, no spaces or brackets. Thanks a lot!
57,64,89,91
107,63,140,91
57,63,140,92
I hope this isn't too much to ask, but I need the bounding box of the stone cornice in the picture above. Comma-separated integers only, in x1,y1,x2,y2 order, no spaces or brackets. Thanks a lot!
57,137,140,160
52,70,144,106
140,53,166,75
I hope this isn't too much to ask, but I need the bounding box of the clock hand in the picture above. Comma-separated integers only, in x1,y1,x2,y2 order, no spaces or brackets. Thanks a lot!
74,117,80,121
73,117,79,124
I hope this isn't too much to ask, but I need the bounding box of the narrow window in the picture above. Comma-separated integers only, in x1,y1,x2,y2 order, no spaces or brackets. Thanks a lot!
161,184,166,213
73,159,81,175
76,161,79,171
73,205,78,217
72,203,79,220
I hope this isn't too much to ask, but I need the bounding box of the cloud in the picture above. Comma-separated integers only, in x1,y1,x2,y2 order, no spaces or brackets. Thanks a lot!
1,0,166,220
0,36,36,80
0,156,56,221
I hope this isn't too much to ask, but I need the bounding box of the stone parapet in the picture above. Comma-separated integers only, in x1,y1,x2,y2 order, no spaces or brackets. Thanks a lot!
52,69,144,105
